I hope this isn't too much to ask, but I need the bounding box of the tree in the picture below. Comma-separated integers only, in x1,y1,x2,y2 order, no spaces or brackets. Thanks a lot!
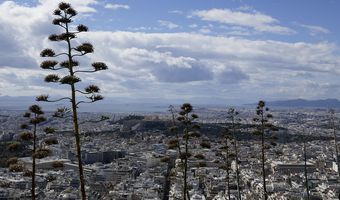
37,2,108,199
20,105,53,200
226,108,242,200
176,103,200,200
253,100,274,200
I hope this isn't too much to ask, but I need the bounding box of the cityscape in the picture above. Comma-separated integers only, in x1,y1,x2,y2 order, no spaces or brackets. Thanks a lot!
1,0,340,200
1,105,340,199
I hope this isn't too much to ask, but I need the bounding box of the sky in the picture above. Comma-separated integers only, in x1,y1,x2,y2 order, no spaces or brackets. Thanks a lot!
0,0,340,105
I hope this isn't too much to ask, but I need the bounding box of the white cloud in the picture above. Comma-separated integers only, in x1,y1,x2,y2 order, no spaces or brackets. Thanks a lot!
128,26,160,31
39,0,98,13
189,24,198,28
80,31,340,80
297,23,330,36
198,28,211,34
237,5,254,12
192,8,295,35
104,3,130,10
169,10,183,15
0,1,340,102
0,0,98,69
158,20,179,29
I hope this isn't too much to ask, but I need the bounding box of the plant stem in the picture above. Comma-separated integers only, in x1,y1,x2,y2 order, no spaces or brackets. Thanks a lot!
32,115,37,200
232,116,241,200
65,20,86,200
261,113,267,200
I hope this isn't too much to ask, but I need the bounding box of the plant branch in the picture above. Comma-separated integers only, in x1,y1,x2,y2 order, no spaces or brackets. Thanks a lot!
75,90,91,95
74,70,96,74
57,24,66,29
53,53,69,57
46,97,72,103
76,101,94,106
72,53,85,57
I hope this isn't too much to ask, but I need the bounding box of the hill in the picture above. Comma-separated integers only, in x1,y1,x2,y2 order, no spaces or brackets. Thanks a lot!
264,98,340,108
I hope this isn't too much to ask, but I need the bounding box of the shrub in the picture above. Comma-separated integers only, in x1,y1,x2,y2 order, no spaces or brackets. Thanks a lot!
167,139,179,149
34,149,51,159
6,157,18,167
45,138,58,145
52,161,64,168
20,132,33,141
23,170,33,177
194,154,205,160
197,162,207,167
213,160,220,164
160,156,170,163
180,152,192,160
9,164,24,172
0,181,10,188
200,141,211,149
7,142,21,151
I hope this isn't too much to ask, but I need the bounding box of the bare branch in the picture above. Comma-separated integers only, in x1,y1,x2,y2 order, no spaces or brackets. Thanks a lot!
76,101,93,106
70,31,81,34
76,95,103,106
72,53,85,58
47,97,72,103
49,67,64,71
57,24,66,29
76,90,91,95
53,53,69,57
74,70,96,74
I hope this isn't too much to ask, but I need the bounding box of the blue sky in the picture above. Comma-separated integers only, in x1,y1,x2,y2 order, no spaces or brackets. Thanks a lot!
0,0,340,105
85,0,338,42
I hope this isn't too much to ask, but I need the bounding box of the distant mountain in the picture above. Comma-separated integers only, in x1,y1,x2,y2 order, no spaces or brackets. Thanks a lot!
0,96,172,112
264,98,340,108
0,95,244,112
0,96,37,110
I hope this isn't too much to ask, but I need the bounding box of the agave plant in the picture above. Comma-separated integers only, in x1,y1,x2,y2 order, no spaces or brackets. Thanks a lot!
20,105,55,200
176,103,201,200
37,2,108,199
253,100,276,200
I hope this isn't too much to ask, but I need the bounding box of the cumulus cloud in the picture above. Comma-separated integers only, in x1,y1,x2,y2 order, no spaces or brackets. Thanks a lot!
74,31,340,100
152,62,213,83
169,10,183,15
217,68,249,84
296,23,330,36
104,3,130,10
191,8,295,35
158,20,179,29
80,30,340,77
0,0,98,69
0,1,340,102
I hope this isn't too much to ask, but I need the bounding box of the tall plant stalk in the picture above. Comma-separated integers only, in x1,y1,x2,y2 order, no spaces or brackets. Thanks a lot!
253,101,274,200
176,103,200,200
228,108,241,200
20,105,53,200
37,2,108,199
226,140,231,200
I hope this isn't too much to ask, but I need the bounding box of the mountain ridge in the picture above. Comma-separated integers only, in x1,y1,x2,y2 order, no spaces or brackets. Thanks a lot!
264,98,340,108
